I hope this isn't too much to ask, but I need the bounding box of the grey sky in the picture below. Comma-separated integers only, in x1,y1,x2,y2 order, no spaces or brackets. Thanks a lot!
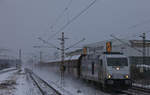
0,0,150,60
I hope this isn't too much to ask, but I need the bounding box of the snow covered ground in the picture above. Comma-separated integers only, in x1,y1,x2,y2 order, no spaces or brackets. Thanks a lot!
0,70,17,95
32,65,110,95
1,67,108,95
0,68,40,95
14,70,41,95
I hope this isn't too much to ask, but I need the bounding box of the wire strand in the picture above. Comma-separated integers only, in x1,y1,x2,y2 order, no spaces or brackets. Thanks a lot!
128,19,150,29
47,0,98,41
49,0,73,32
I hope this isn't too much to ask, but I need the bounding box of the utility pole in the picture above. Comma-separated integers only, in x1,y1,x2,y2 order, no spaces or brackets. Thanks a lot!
138,33,146,73
19,49,22,63
140,33,146,65
143,33,146,65
18,49,22,69
61,32,65,86
58,32,68,86
38,32,85,86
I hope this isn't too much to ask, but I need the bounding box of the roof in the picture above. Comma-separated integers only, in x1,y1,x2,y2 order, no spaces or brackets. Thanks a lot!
47,55,81,63
70,55,81,60
106,54,127,58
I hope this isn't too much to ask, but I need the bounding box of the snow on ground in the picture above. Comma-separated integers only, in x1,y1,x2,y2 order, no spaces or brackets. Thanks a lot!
0,70,18,95
14,69,41,95
0,70,17,83
33,66,109,95
0,68,41,95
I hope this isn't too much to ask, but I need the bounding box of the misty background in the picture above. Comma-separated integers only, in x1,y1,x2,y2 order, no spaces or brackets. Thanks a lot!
0,0,150,62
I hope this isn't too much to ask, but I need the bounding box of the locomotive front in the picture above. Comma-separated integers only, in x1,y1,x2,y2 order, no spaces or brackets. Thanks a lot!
104,54,132,89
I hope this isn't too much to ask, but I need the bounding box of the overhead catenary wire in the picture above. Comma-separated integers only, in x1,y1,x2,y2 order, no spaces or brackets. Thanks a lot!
111,18,150,40
111,24,150,41
110,34,143,53
128,19,150,29
129,30,150,39
38,37,61,50
65,38,85,50
49,0,73,32
48,0,98,41
33,45,57,49
37,36,85,51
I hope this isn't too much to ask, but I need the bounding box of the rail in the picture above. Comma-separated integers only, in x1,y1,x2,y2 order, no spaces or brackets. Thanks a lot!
122,86,150,95
28,72,62,95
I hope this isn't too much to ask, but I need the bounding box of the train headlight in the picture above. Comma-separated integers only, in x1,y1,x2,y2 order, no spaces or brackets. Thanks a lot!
116,67,120,70
125,75,129,79
108,74,112,79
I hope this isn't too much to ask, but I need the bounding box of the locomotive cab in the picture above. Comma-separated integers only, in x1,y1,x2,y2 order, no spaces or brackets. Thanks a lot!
80,52,132,90
99,52,132,89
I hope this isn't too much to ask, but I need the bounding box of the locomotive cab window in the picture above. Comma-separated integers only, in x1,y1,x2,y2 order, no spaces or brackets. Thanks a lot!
107,58,128,66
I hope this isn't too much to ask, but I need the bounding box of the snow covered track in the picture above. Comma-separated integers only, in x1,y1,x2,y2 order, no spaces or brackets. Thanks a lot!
122,86,150,95
0,68,17,74
27,69,63,95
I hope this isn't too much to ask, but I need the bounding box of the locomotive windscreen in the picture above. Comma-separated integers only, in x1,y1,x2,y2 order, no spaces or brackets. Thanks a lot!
107,58,128,66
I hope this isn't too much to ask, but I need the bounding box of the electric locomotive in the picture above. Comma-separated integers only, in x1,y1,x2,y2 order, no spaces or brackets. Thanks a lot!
80,52,132,90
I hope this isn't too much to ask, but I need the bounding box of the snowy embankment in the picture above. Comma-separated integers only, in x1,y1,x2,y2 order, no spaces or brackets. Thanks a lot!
0,70,18,95
14,69,41,95
0,69,17,82
0,67,16,71
33,66,109,95
0,67,16,73
0,68,41,95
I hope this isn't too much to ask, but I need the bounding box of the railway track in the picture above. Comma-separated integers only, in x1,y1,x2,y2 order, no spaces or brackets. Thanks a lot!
28,72,61,95
27,69,73,95
122,86,150,95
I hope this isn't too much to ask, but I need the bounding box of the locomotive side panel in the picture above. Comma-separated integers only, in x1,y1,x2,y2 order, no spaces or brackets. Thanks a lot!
81,55,100,82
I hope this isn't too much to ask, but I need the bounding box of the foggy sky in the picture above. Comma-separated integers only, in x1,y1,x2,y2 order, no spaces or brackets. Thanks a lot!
0,0,150,60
